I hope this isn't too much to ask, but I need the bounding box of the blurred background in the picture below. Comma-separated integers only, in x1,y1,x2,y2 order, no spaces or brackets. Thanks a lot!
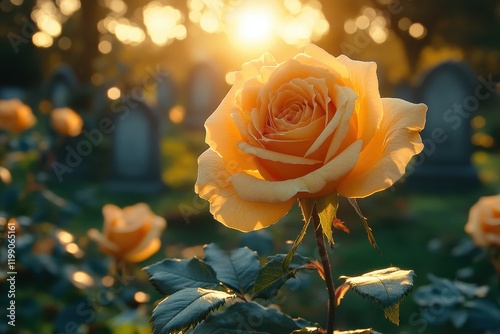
0,0,500,333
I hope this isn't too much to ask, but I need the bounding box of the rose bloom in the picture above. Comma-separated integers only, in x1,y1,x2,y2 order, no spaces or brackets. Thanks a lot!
88,203,166,262
0,99,36,132
195,44,427,232
50,107,83,137
465,195,500,247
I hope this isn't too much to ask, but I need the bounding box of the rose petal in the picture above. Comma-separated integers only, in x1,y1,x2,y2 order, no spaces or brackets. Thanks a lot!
325,85,358,161
336,54,384,144
230,140,362,203
124,216,166,262
337,98,427,198
301,44,350,79
237,141,322,165
195,149,295,231
206,53,277,169
304,84,357,159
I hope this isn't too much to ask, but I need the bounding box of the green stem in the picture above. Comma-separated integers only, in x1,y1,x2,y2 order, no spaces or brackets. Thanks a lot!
312,208,336,334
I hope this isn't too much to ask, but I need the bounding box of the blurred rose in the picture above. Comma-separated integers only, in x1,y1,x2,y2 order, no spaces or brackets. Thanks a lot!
50,107,83,137
195,44,427,232
465,195,500,247
88,203,166,262
0,99,36,132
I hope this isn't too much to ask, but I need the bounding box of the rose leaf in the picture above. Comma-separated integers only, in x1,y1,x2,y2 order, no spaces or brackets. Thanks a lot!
203,243,260,295
339,267,415,325
192,301,310,333
252,255,318,300
144,258,219,295
151,288,235,334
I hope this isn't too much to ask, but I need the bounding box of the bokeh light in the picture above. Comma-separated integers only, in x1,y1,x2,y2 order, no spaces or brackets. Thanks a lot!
409,22,427,39
169,105,185,124
32,31,53,48
143,2,186,46
71,270,94,289
107,87,121,100
345,7,389,45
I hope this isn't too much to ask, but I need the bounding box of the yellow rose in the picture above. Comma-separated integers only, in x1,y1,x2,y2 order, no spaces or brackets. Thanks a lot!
465,195,500,247
50,107,83,137
195,44,427,232
0,99,36,132
88,203,166,262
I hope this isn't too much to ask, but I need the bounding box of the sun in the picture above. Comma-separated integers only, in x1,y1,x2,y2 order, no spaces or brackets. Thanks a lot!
227,1,276,49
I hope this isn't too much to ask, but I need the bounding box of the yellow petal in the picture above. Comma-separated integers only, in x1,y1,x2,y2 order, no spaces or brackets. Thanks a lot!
337,98,427,198
124,216,166,262
337,54,384,143
238,141,322,165
195,149,295,231
305,84,357,159
205,53,276,170
301,44,350,79
125,238,161,262
230,140,362,203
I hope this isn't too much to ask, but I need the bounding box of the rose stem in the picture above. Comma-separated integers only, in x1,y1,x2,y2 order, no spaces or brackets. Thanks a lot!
312,208,336,334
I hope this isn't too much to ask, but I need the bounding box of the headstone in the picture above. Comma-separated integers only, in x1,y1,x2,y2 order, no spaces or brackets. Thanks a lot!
408,61,480,189
156,70,175,114
185,63,225,129
0,86,25,100
107,98,164,193
48,65,78,108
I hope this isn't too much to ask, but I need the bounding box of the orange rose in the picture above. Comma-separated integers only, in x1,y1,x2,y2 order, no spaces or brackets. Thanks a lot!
88,203,166,262
0,99,36,132
195,44,427,232
50,107,83,137
465,195,500,247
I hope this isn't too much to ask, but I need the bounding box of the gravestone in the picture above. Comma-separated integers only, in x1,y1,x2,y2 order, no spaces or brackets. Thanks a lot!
48,65,78,108
0,87,25,100
408,61,480,189
107,98,164,193
185,63,225,129
156,70,175,114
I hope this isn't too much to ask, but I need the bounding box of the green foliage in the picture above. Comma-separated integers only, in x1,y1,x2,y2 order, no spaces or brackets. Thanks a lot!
414,275,500,332
192,301,310,333
203,243,260,295
339,267,415,325
145,244,321,333
252,254,318,299
144,258,219,295
151,288,235,334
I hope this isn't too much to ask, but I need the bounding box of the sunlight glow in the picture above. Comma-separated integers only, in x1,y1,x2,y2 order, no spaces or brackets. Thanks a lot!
188,0,328,49
143,2,186,45
230,3,275,47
